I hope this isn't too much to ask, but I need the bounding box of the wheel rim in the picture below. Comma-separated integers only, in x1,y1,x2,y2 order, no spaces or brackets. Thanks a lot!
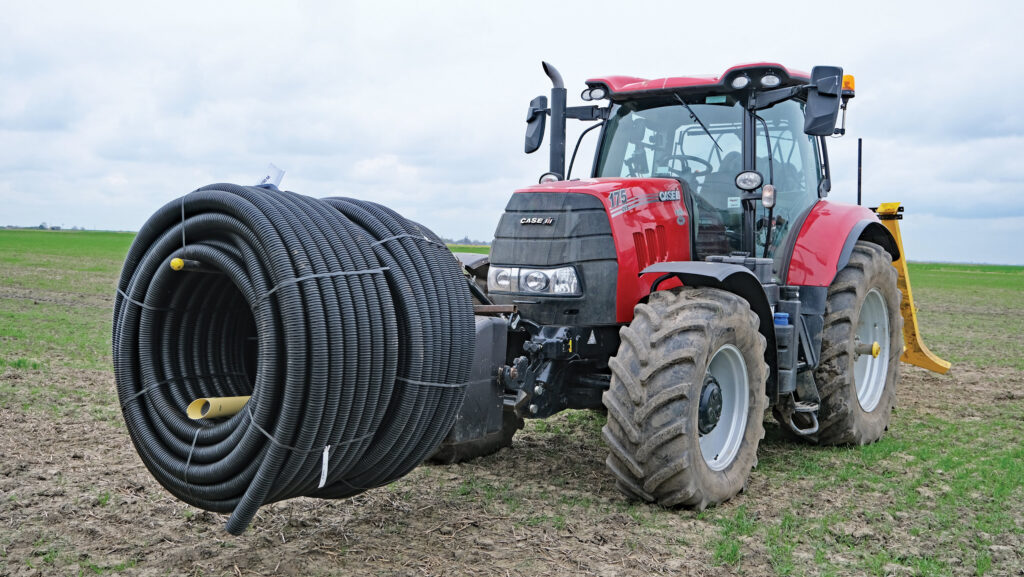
699,344,749,471
854,288,890,412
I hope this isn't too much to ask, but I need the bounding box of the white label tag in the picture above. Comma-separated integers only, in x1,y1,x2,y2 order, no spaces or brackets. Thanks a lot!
318,445,331,488
727,197,742,209
256,163,285,187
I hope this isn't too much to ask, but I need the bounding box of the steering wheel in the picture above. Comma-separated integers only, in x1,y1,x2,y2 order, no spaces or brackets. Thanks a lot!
662,155,713,179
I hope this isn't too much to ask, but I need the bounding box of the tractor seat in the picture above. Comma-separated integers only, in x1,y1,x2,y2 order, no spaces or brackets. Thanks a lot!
699,151,743,211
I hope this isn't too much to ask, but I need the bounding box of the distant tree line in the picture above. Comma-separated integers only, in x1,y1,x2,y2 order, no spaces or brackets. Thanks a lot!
8,222,87,231
443,236,491,246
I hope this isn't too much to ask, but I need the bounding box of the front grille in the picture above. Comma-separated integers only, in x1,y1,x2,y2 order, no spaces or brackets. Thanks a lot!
490,192,617,326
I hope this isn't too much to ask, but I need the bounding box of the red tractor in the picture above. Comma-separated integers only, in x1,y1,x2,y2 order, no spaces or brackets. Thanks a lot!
440,62,950,508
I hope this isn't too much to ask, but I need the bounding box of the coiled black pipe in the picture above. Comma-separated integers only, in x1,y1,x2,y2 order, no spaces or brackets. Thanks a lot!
113,184,473,534
319,198,473,495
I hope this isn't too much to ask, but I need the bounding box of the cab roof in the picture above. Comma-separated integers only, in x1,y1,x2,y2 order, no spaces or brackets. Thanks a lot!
586,62,810,100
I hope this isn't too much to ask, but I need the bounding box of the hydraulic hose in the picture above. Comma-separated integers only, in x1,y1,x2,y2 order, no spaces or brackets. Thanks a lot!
113,184,473,535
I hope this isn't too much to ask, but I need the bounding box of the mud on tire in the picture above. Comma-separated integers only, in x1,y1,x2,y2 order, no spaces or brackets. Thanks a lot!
813,241,903,445
602,287,768,509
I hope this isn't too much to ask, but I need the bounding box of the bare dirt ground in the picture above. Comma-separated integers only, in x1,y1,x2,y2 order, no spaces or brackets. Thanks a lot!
1,245,1022,576
2,360,1022,577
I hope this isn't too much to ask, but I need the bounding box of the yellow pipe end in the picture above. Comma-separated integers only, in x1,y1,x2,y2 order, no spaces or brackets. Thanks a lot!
187,396,251,420
872,342,880,358
170,258,185,271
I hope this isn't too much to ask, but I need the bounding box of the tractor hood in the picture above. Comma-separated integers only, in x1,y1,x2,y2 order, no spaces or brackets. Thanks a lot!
495,177,692,324
515,177,686,220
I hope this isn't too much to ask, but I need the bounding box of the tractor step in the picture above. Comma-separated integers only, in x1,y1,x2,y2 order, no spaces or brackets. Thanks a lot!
793,401,818,413
782,401,820,436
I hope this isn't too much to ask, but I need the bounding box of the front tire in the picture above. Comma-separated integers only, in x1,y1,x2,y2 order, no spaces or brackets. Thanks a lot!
602,287,768,509
814,241,903,445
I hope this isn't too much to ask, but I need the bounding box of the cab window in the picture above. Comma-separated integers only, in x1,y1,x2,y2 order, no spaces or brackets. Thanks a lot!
754,100,822,261
595,100,747,256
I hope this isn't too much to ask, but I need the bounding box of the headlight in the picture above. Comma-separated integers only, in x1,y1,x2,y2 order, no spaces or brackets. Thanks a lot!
550,267,580,294
731,76,750,89
488,266,517,292
735,170,763,191
523,270,550,291
487,265,581,296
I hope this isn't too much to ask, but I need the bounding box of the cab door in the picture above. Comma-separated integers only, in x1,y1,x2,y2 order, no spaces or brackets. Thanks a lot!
753,100,823,266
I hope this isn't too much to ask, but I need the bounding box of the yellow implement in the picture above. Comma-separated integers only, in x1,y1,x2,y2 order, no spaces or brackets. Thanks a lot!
875,202,951,374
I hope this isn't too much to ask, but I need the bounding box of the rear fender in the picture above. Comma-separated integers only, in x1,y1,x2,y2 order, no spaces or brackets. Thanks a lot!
787,201,898,287
837,222,899,272
639,262,778,399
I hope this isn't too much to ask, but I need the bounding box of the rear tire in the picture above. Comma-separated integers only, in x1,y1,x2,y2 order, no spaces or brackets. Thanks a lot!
813,241,903,445
602,287,768,509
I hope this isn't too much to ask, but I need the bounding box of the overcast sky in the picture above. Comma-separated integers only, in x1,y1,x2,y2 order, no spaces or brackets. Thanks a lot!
3,1,1022,264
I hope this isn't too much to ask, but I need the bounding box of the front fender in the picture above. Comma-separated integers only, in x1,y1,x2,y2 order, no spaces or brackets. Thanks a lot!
786,201,898,287
640,261,778,400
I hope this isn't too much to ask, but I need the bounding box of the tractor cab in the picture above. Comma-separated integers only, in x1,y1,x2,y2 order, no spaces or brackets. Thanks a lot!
563,64,854,272
593,92,822,266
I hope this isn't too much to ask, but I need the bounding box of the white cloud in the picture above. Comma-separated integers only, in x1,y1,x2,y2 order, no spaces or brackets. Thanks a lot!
1,0,1022,261
350,155,419,182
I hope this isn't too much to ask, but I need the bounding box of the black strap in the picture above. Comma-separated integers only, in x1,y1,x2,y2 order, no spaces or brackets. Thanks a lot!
395,376,469,389
371,233,446,248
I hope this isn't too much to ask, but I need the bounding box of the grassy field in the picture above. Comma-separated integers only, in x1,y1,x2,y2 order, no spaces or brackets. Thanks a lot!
1,229,1022,576
904,263,1024,370
447,243,491,255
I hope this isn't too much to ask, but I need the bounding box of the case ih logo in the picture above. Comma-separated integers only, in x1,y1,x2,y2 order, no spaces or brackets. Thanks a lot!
610,188,681,218
520,217,555,225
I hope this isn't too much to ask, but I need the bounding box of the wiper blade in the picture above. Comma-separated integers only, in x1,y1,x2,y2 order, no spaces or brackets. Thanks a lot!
674,94,722,152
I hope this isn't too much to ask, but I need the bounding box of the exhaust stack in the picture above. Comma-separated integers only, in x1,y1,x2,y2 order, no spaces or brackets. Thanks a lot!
542,61,567,179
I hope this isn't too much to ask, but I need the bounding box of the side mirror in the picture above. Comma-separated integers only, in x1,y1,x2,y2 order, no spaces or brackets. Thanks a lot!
525,95,548,154
804,66,843,136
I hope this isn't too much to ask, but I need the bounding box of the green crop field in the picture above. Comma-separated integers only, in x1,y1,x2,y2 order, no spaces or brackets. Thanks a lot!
1,229,1022,576
447,243,491,255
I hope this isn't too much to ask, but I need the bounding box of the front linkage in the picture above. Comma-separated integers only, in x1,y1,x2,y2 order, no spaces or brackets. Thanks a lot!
499,324,619,419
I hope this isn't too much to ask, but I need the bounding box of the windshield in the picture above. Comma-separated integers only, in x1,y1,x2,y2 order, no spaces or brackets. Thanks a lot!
595,99,746,256
595,98,822,263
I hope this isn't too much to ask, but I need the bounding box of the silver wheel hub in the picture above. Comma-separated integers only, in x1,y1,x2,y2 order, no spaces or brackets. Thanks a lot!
853,288,890,412
699,344,749,471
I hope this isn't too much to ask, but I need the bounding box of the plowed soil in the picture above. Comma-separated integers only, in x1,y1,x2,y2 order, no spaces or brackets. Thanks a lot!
2,361,1022,576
